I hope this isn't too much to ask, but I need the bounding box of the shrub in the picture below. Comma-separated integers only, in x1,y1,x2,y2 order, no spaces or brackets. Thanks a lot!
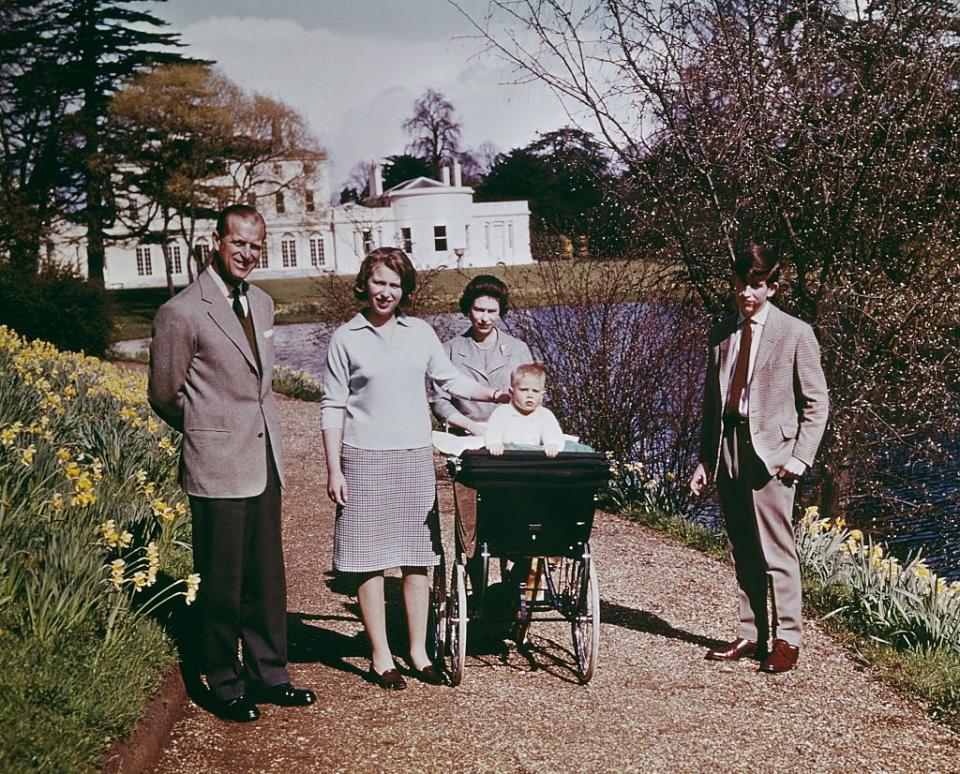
0,262,114,356
505,259,709,518
272,366,323,402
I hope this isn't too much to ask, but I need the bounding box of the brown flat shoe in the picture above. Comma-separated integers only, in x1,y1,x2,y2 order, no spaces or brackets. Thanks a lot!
410,664,444,686
369,667,407,691
759,639,800,673
705,637,766,662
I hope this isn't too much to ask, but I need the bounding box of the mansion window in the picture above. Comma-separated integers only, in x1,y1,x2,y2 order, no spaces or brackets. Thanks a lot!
281,234,297,268
434,225,447,252
508,222,514,248
163,243,182,274
135,246,152,276
305,190,315,212
401,227,413,253
275,191,285,215
309,235,325,268
465,224,471,250
194,238,210,265
362,229,375,254
127,197,139,222
257,241,269,269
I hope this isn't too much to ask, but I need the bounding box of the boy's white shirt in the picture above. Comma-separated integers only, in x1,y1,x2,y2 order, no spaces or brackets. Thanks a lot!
484,404,565,451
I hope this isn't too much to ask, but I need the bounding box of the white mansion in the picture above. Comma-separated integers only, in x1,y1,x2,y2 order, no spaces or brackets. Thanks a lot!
50,154,534,289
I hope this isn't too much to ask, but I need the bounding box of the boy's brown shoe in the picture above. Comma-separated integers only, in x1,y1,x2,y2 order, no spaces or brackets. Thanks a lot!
705,637,765,661
759,639,800,673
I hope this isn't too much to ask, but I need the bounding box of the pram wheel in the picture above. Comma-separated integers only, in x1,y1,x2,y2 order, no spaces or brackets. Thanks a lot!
572,560,600,683
546,553,600,683
446,563,468,686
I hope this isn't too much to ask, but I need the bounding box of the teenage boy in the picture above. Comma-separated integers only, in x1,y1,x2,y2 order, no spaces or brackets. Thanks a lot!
689,244,828,673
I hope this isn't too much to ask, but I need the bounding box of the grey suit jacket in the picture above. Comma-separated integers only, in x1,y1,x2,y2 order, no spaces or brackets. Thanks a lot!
431,328,533,424
699,303,829,478
148,267,284,498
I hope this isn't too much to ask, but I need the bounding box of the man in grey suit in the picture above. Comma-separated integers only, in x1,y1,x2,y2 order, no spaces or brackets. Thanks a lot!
689,243,828,673
149,204,314,722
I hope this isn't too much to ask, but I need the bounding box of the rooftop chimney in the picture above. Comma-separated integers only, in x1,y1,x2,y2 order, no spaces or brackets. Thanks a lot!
370,162,383,197
441,166,451,186
453,160,462,187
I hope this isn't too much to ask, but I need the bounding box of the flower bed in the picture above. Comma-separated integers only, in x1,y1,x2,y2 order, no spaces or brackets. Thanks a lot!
0,326,194,771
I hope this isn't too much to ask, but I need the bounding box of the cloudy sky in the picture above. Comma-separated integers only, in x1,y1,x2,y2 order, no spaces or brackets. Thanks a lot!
150,0,579,191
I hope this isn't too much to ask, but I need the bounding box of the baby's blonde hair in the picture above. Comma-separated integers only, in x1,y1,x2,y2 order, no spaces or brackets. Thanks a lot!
511,362,547,387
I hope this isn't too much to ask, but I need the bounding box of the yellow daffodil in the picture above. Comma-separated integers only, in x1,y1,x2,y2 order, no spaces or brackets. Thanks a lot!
109,559,126,590
184,573,201,605
19,444,36,466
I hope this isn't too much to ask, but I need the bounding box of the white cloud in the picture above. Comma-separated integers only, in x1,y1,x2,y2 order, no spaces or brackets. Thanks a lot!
173,14,576,188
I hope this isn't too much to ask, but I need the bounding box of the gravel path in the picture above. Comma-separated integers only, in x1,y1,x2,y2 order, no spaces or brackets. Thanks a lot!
152,400,960,773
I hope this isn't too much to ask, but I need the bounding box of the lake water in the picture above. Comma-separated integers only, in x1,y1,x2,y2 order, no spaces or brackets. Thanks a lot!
116,313,960,580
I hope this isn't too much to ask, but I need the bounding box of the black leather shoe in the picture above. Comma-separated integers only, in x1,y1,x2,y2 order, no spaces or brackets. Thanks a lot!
247,682,316,707
369,667,407,691
216,695,260,723
410,664,444,685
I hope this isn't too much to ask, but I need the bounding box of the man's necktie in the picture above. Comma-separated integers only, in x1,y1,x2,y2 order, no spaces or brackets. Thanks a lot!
231,282,259,368
232,282,248,320
726,318,753,414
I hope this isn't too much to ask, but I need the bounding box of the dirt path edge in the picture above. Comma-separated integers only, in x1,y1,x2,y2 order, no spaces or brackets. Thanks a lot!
101,668,187,773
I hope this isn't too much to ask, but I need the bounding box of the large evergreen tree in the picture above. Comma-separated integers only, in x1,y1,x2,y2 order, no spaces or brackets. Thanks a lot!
0,1,80,271
68,0,190,285
0,0,191,280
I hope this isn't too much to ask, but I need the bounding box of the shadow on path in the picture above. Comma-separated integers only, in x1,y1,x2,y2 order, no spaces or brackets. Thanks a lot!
600,600,725,650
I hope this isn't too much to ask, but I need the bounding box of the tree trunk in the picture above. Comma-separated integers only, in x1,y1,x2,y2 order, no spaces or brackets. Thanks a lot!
85,174,106,286
819,464,850,521
79,0,106,288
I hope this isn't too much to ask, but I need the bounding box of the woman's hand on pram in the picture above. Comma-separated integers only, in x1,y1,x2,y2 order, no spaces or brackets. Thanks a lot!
544,445,561,458
464,419,487,437
487,442,505,456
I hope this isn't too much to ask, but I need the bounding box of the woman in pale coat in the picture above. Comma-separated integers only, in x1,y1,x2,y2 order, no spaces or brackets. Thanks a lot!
431,275,533,437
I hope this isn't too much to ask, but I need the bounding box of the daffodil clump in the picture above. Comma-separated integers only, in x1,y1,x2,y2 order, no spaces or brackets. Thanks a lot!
606,455,683,515
797,506,960,653
0,325,194,646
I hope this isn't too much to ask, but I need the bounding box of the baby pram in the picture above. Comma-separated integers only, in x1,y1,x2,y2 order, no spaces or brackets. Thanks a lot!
431,448,611,685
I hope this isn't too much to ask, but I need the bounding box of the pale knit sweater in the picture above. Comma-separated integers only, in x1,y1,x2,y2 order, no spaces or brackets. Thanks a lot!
321,312,477,450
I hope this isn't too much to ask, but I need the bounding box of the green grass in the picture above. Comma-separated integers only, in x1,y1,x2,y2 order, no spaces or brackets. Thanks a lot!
0,619,177,772
618,503,960,734
619,504,728,560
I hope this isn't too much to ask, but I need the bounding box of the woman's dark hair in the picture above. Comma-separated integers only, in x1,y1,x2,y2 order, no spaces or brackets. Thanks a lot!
354,247,417,308
733,243,781,285
458,274,510,317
